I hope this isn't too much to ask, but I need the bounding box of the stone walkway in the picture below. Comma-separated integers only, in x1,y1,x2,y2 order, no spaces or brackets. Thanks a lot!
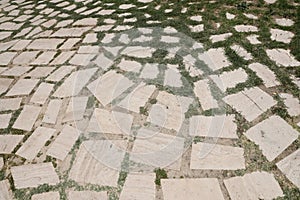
0,0,299,199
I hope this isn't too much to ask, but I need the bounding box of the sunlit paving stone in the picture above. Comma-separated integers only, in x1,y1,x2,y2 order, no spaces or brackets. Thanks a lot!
230,44,253,60
0,52,17,65
198,48,231,71
31,192,60,200
266,48,300,67
0,180,13,200
0,113,11,129
194,79,218,110
0,135,23,154
63,96,88,122
30,82,54,104
26,38,64,50
67,191,108,200
12,105,41,131
279,93,300,116
248,62,280,87
270,28,294,43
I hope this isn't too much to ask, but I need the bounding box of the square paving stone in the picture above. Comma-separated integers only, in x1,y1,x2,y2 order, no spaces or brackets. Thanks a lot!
190,142,245,170
67,191,108,200
224,171,283,200
161,178,225,200
11,162,59,189
5,79,39,96
0,180,13,200
223,87,276,122
245,115,299,161
0,135,23,154
12,105,41,131
32,192,60,200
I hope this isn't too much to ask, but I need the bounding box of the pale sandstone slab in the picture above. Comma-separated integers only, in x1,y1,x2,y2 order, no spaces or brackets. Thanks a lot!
27,39,64,50
12,51,39,65
190,142,245,170
43,99,62,124
30,83,54,104
87,71,134,106
234,25,258,32
224,171,283,200
223,87,276,122
11,162,59,189
245,115,298,161
276,149,300,189
63,97,88,122
131,128,185,170
121,46,155,58
194,79,218,110
275,18,294,27
210,68,248,92
47,125,80,161
73,18,97,26
0,78,13,94
198,48,231,71
210,33,232,43
83,33,98,43
16,127,55,160
0,52,17,65
67,191,108,200
32,192,60,200
231,45,252,60
1,66,32,76
118,58,142,73
265,0,277,4
119,83,156,113
46,65,75,82
69,140,126,187
140,63,159,79
53,68,97,97
69,53,96,66
50,51,75,65
246,35,261,44
0,135,23,154
120,173,156,200
6,79,39,96
266,49,300,67
31,52,56,65
0,157,3,169
249,63,280,87
59,38,81,50
270,28,294,43
93,53,114,70
189,115,238,138
0,180,13,200
164,65,182,87
26,67,56,78
51,27,91,37
189,24,204,32
279,93,300,116
0,113,11,129
13,105,41,131
161,178,224,200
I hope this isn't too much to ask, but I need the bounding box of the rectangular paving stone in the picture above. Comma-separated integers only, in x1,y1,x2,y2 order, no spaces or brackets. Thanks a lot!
59,38,81,50
0,78,13,95
0,180,13,200
63,97,88,122
13,105,41,131
51,27,91,37
279,93,300,116
11,162,59,189
69,140,126,187
249,63,280,87
26,67,56,78
10,39,31,50
224,171,283,200
16,127,55,160
245,115,299,161
68,53,96,66
30,82,54,104
27,38,64,50
0,157,3,169
161,178,225,200
50,51,75,65
193,79,218,111
46,65,75,82
47,125,80,161
189,115,238,138
68,191,108,200
5,79,39,96
0,113,11,129
31,51,57,65
0,52,17,65
1,66,32,76
0,135,23,154
190,142,245,170
12,51,39,65
198,48,231,71
43,99,62,124
32,192,60,200
120,173,156,200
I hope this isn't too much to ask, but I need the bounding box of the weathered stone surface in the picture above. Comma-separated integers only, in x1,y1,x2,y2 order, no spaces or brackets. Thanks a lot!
92,53,114,70
11,162,59,189
1,66,32,76
0,78,13,94
31,52,57,65
46,65,75,82
13,105,41,131
26,67,55,78
69,53,96,66
121,46,154,58
276,149,300,189
224,171,283,200
140,63,159,79
51,27,91,37
0,52,17,65
6,79,39,96
164,64,182,87
266,49,300,67
246,35,261,44
275,18,294,26
50,51,75,65
279,93,300,116
231,45,252,60
234,25,258,32
198,48,231,71
120,173,156,200
223,87,276,122
0,113,11,129
118,58,142,73
12,51,39,65
161,178,225,200
194,79,218,110
245,115,298,161
0,180,13,200
31,192,60,200
63,97,88,122
210,33,232,43
30,83,54,104
17,127,55,160
47,125,80,161
270,28,294,43
67,191,108,200
248,63,280,87
27,39,64,50
43,99,62,124
0,135,23,154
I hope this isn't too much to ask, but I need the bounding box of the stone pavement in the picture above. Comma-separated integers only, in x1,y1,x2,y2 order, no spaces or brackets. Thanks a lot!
0,0,299,199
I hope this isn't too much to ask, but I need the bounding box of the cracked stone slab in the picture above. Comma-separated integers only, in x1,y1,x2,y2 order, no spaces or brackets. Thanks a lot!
0,135,23,154
87,70,134,106
276,149,300,189
189,115,238,138
224,171,283,200
190,142,245,170
67,191,108,200
13,105,41,131
26,38,64,50
32,192,60,200
0,180,13,200
198,48,231,71
266,49,300,67
11,162,59,189
279,93,300,116
223,87,276,122
161,178,225,200
5,79,39,96
245,115,299,161
248,63,280,87
194,79,218,110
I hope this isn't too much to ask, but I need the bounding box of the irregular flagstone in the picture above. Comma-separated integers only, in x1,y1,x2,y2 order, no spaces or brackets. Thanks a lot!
270,28,294,43
63,97,88,122
30,83,54,104
276,149,300,189
140,63,159,79
13,105,41,131
0,22,23,30
164,64,182,87
245,116,298,161
121,46,155,58
118,58,142,73
246,35,261,44
26,38,64,50
161,178,225,200
119,83,156,113
0,113,11,129
31,192,60,200
0,135,23,154
189,115,238,138
0,98,22,111
279,93,300,116
69,140,126,187
210,68,248,92
131,128,185,170
248,63,280,87
78,45,99,54
6,79,39,96
231,45,252,60
147,91,192,131
210,33,232,43
189,24,204,32
0,52,17,65
198,48,231,71
103,46,123,57
93,53,114,70
275,18,294,27
87,108,133,135
83,33,98,43
194,79,218,110
226,12,235,19
51,27,91,37
87,71,134,106
43,99,62,124
53,68,97,97
0,78,13,94
47,125,80,161
0,180,13,200
0,31,11,40
67,191,108,200
234,25,258,32
16,127,55,160
224,171,283,200
190,142,245,170
120,173,156,200
46,65,75,82
11,162,59,189
266,49,300,67
223,87,276,122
